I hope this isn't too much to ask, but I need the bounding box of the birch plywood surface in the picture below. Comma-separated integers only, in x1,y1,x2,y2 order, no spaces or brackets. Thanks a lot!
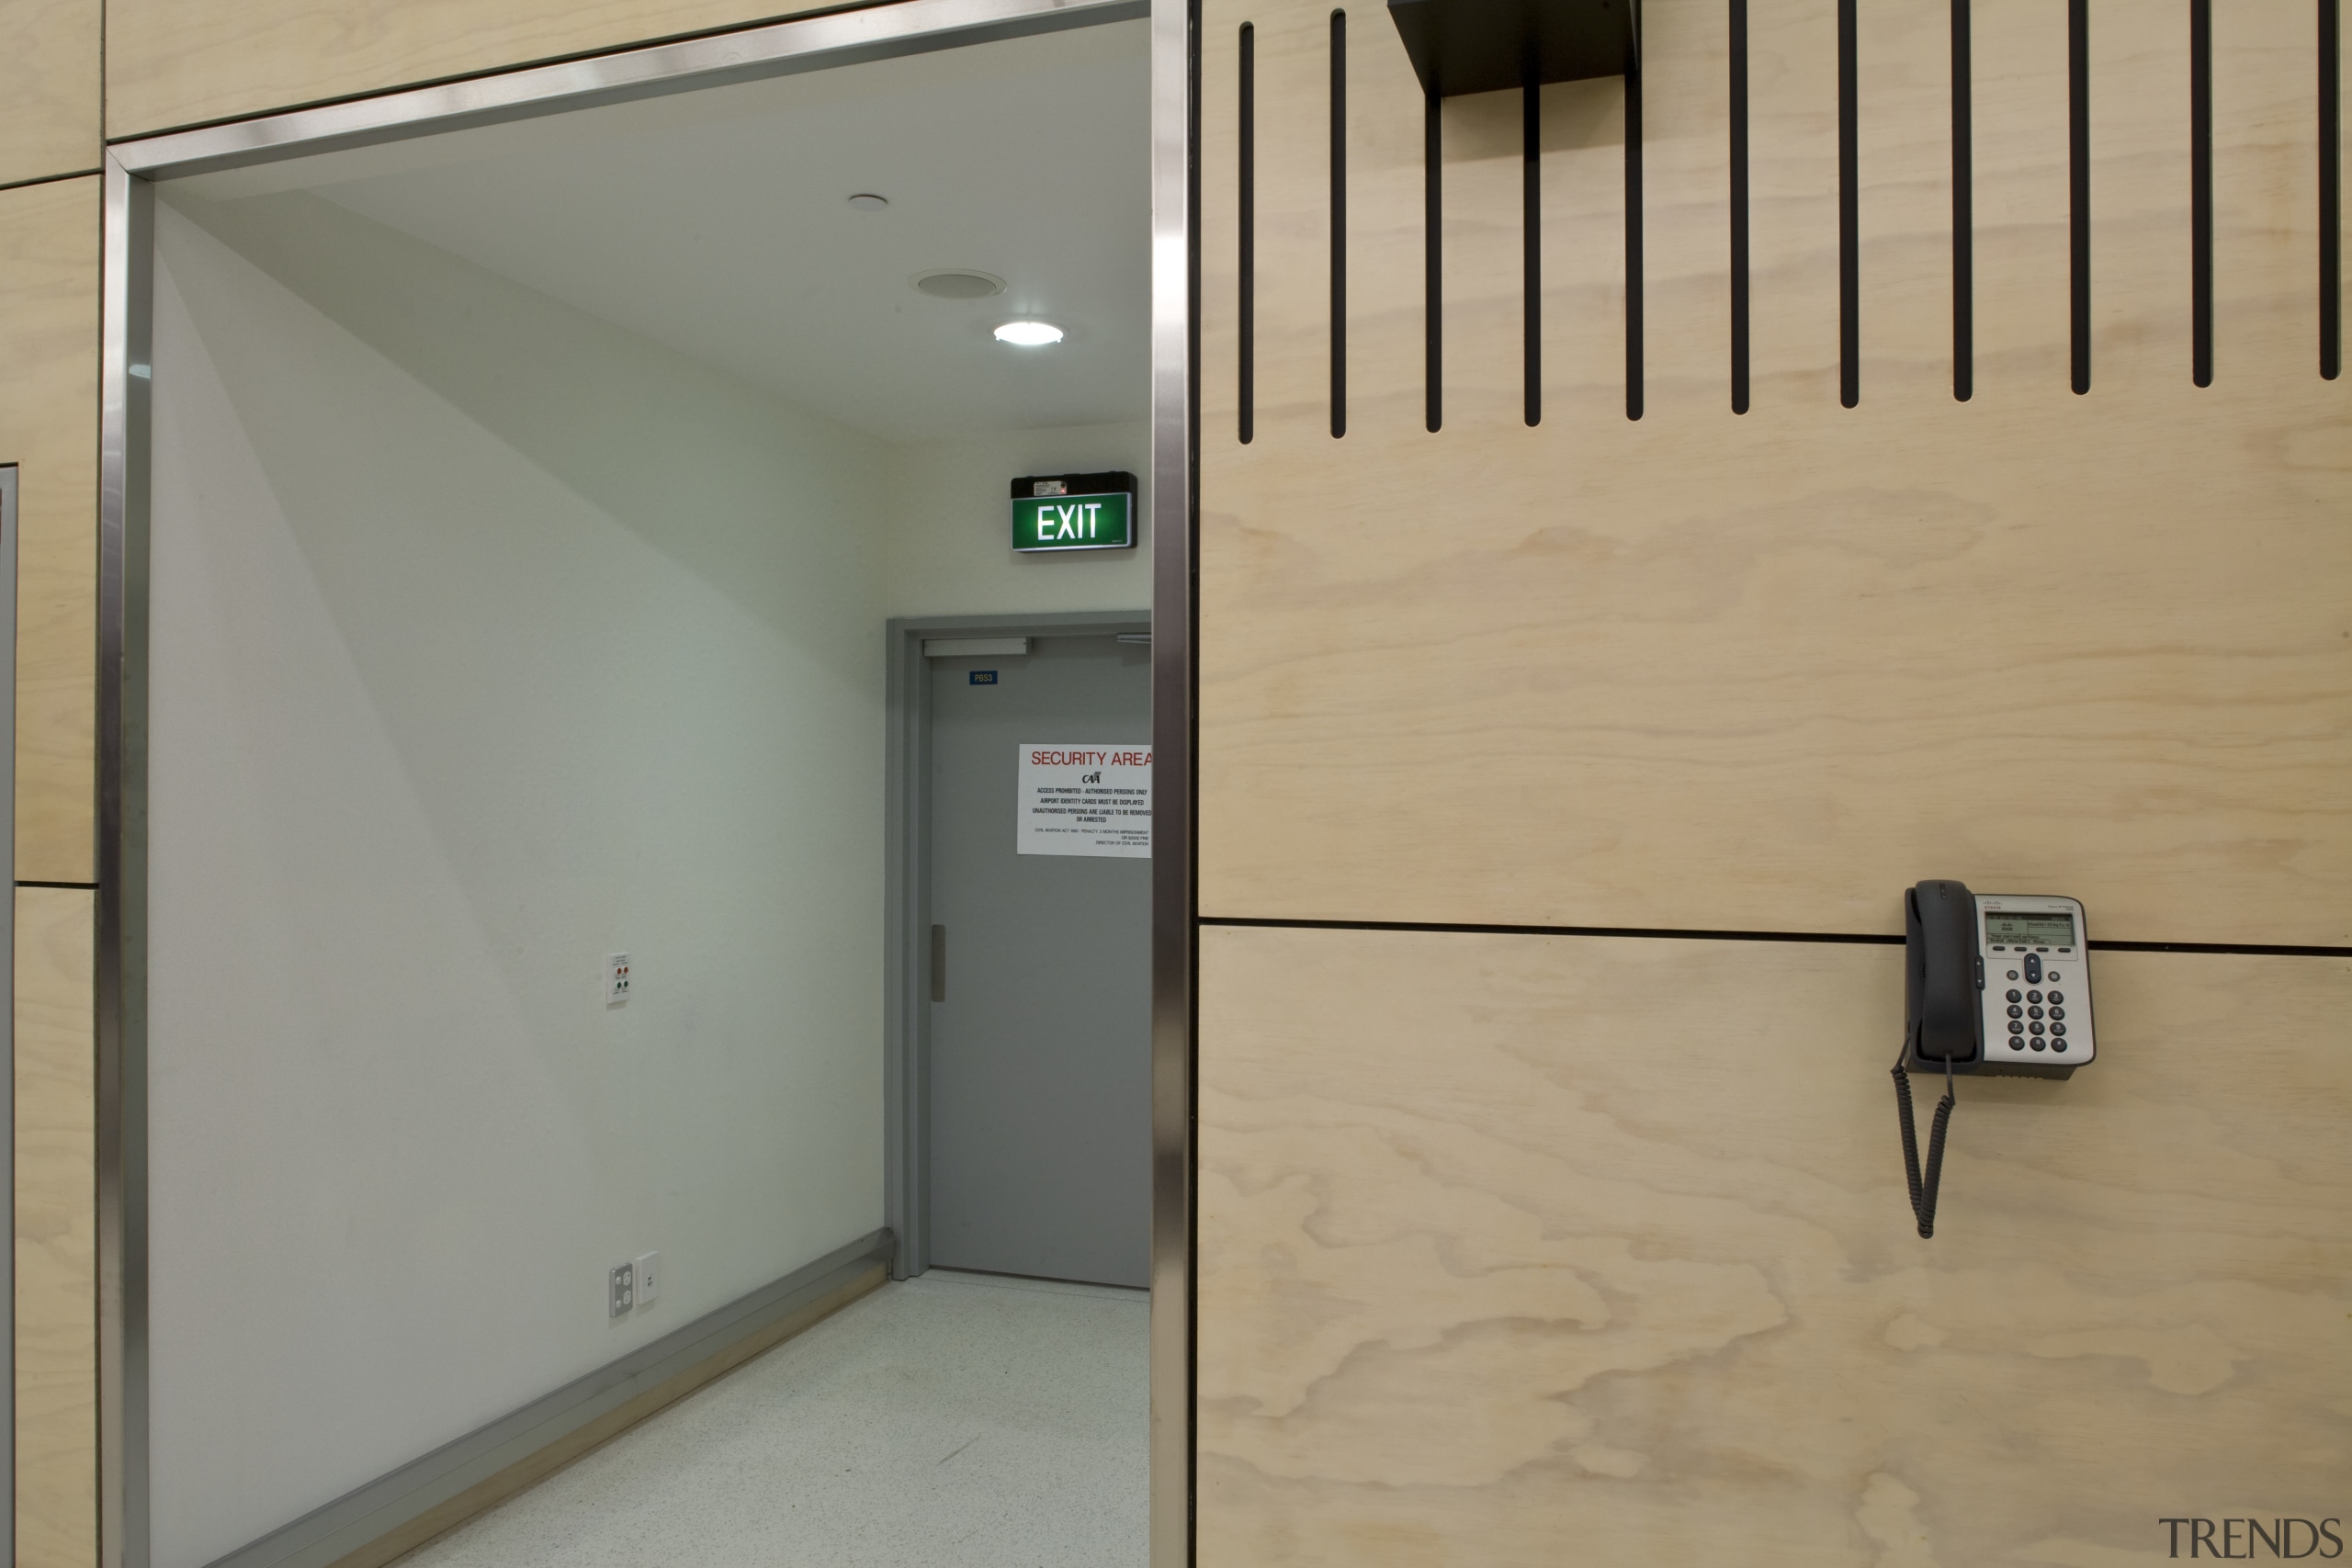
0,176,99,886
1196,924,2352,1567
17,886,96,1568
0,0,103,186
105,0,820,137
1196,0,2352,943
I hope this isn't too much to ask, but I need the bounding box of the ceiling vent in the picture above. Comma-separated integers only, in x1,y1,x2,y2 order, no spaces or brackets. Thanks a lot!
912,269,1008,299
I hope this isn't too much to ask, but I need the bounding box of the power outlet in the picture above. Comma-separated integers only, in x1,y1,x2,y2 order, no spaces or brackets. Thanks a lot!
607,1261,635,1318
635,1250,661,1308
605,953,631,1007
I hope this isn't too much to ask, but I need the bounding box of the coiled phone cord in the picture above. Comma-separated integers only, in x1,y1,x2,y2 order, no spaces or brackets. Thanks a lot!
1891,1043,1958,1239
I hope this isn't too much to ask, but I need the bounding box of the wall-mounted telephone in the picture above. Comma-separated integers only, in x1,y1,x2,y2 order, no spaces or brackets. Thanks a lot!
1894,880,2098,1237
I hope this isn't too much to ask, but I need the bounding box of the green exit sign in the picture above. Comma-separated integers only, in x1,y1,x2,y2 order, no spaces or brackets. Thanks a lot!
1012,471,1136,553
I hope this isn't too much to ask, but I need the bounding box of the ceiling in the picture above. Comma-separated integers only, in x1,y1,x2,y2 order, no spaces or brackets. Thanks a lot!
177,20,1151,443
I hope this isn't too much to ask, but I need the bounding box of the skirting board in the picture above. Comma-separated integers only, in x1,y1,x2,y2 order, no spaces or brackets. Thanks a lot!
202,1228,896,1568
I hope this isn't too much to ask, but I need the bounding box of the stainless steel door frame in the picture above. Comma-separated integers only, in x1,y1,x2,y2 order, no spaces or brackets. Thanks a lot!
885,611,1149,1282
96,1,1198,1561
1145,9,1197,1562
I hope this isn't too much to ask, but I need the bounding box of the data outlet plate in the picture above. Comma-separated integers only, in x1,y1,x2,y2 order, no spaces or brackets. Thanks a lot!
605,953,631,1006
635,1250,661,1307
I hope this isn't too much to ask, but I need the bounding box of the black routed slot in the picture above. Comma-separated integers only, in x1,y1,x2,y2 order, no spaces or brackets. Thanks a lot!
1951,0,1974,401
2323,0,2341,379
1626,54,1645,421
1239,22,1256,443
1426,88,1442,432
2190,0,2212,387
2070,0,2090,393
1331,8,1349,437
1838,0,1860,408
1524,74,1541,426
1731,0,1751,414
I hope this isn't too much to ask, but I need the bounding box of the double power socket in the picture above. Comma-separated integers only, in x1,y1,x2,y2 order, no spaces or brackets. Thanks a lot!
607,1251,661,1318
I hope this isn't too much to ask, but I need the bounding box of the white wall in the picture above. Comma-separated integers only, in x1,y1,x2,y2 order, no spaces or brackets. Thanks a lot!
884,422,1150,619
146,193,890,1567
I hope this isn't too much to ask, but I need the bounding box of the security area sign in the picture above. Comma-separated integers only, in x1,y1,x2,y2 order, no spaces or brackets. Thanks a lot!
1018,743,1151,858
1012,471,1136,553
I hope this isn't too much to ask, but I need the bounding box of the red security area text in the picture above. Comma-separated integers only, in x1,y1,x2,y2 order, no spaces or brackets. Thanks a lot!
1028,750,1151,767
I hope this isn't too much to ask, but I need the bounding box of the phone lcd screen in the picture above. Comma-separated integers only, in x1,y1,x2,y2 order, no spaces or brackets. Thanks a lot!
1983,910,2075,947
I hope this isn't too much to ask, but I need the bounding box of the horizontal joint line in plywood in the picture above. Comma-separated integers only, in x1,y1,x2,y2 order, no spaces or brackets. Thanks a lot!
1197,916,2352,959
0,170,107,195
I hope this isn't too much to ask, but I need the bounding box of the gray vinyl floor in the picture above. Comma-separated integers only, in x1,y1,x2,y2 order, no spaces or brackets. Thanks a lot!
399,1269,1148,1568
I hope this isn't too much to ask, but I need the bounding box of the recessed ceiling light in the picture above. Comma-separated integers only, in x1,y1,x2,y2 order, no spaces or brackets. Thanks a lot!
993,321,1065,346
913,269,1006,299
846,193,889,211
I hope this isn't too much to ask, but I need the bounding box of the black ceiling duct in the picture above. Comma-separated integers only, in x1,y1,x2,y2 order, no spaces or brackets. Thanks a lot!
1386,0,1638,98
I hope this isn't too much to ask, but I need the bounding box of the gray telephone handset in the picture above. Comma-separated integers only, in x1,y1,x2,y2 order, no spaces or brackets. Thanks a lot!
1894,880,2097,1237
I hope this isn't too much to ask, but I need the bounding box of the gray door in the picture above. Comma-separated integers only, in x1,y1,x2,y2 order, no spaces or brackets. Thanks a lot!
927,635,1150,1287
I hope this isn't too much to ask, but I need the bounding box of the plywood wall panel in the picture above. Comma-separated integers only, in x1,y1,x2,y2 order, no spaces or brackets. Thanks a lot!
1196,0,2352,945
1638,0,1732,417
0,0,103,186
2083,0,2189,396
1856,0,1953,402
2211,1,2324,388
1204,12,1244,449
1,176,99,886
1434,83,1524,434
1530,76,1629,426
17,886,96,1568
1195,389,2352,943
1970,0,2070,396
1236,0,1338,444
1746,0,1841,407
1197,923,2352,1567
105,0,822,139
1344,2,1430,437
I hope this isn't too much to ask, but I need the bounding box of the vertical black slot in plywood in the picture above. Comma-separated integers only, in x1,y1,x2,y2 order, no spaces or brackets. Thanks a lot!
2190,0,2213,387
1838,0,1860,407
1626,54,1645,421
1951,0,1974,401
1332,8,1350,435
1525,74,1542,425
2324,0,2342,378
2070,0,2091,393
1427,88,1443,431
1730,0,1751,413
1239,22,1256,442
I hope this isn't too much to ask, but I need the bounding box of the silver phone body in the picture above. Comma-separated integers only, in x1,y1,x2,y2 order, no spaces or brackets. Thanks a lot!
1975,893,2096,1071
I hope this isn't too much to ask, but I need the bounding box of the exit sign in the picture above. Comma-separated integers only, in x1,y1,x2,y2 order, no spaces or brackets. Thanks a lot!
1012,471,1136,553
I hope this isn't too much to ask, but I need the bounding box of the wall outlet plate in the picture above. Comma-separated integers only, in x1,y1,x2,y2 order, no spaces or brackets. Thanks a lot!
635,1250,661,1307
605,953,631,1007
608,1261,635,1317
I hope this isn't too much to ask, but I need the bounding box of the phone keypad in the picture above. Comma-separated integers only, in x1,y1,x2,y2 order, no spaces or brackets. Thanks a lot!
1980,902,2090,1066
